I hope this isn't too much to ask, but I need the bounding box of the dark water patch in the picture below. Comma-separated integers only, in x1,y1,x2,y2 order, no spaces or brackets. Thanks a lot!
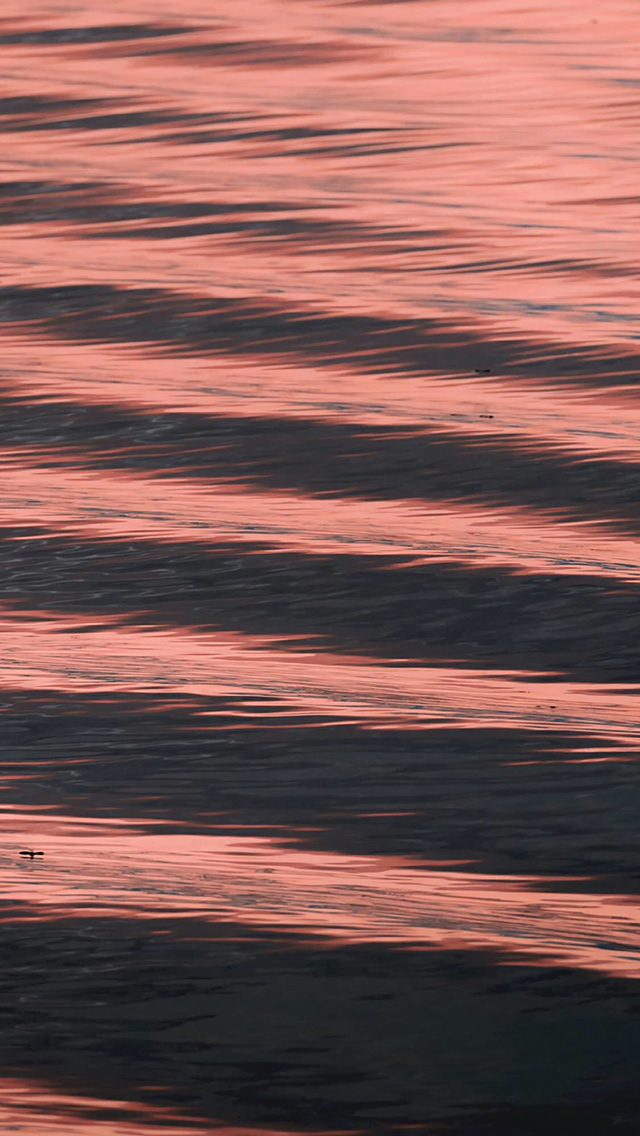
159,123,452,162
0,95,115,117
2,108,215,134
142,37,379,67
0,913,639,1133
277,137,468,160
0,94,250,140
87,214,420,243
87,218,360,241
0,23,195,46
5,531,640,679
51,206,421,247
0,181,311,227
437,1100,640,1136
0,284,520,374
159,122,406,151
414,254,637,280
0,178,108,199
2,688,640,888
0,96,163,136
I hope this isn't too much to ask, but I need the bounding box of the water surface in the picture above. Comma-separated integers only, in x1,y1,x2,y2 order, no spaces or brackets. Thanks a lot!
2,1,640,1133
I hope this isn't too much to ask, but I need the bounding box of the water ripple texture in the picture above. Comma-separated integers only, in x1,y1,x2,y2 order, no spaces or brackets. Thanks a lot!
1,1,640,1133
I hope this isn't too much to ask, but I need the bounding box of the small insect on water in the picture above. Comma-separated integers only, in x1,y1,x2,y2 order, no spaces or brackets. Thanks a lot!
19,850,44,859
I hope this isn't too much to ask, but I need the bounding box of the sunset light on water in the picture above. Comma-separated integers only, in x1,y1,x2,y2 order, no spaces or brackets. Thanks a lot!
1,0,640,1132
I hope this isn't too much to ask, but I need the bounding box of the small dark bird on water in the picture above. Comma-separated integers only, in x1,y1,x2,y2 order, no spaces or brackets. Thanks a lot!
19,850,44,859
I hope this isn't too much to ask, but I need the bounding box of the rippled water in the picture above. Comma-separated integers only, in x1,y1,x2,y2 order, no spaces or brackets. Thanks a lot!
2,1,640,1133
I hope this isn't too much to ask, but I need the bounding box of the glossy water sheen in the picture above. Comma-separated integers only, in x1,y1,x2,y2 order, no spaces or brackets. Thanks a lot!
2,1,640,1133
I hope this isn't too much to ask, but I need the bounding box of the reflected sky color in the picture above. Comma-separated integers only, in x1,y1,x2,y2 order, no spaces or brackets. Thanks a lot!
1,811,640,980
3,0,640,1128
4,453,640,582
0,1078,346,1136
0,0,637,351
5,333,640,463
2,609,640,739
0,1080,203,1136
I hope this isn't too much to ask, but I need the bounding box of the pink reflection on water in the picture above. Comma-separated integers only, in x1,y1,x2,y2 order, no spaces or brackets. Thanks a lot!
0,1080,201,1135
0,0,639,498
0,1077,346,1135
0,0,639,356
1,811,640,979
0,0,636,348
0,609,639,741
2,449,640,582
5,333,640,464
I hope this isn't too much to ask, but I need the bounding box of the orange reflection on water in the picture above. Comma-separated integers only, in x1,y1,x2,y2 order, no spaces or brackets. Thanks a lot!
1,812,640,980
